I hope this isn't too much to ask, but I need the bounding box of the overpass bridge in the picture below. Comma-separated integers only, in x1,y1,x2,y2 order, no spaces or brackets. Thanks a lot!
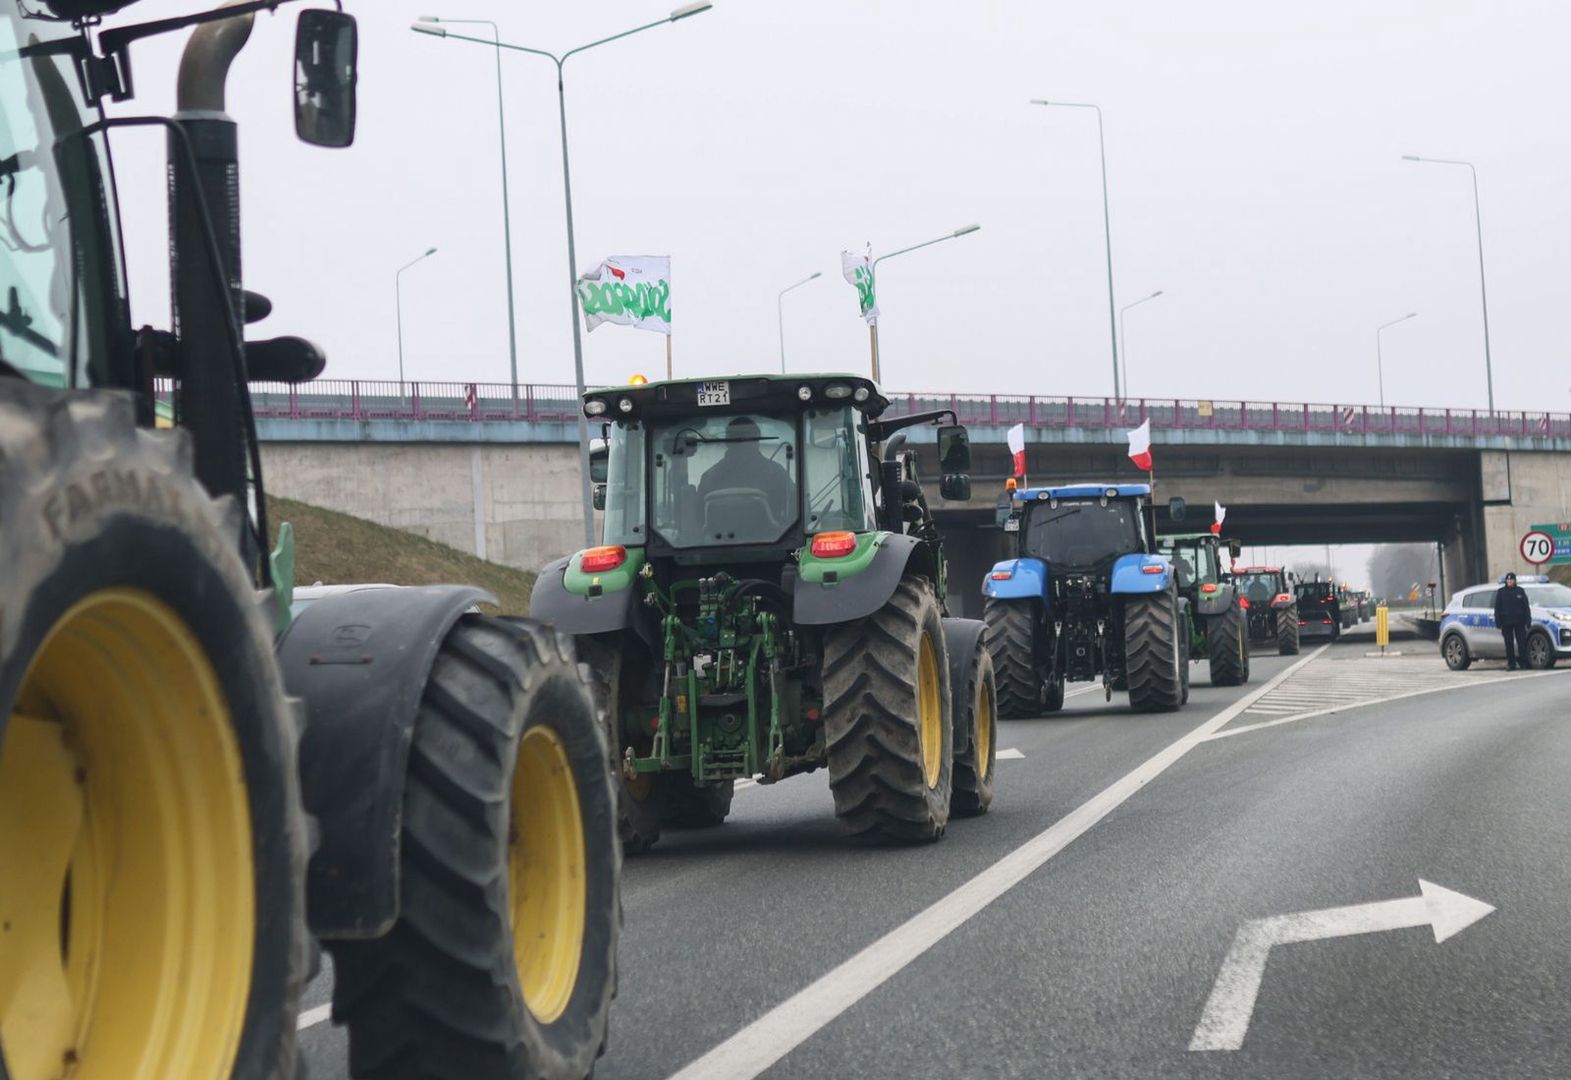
239,379,1571,615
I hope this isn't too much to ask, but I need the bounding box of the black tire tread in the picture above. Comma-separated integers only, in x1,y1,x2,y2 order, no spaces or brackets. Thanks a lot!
1207,602,1247,687
1278,605,1301,655
983,599,1038,719
1124,589,1183,712
949,630,995,818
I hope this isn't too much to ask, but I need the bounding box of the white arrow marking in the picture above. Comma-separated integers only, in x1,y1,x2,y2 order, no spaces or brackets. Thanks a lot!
996,747,1025,760
1189,879,1494,1051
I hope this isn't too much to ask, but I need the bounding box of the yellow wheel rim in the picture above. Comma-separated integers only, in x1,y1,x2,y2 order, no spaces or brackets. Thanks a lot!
917,633,942,789
976,678,993,777
509,725,587,1024
0,588,254,1080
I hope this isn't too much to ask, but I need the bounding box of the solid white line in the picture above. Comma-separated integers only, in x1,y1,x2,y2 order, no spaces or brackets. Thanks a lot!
1207,667,1571,741
296,1003,333,1031
664,646,1331,1080
996,748,1026,760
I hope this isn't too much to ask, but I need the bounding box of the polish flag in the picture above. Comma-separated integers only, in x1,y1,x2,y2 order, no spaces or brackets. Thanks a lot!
1126,419,1152,471
1211,501,1226,535
1007,422,1026,478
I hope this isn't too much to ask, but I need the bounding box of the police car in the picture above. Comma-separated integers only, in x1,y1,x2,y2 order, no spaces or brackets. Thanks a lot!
1438,575,1571,670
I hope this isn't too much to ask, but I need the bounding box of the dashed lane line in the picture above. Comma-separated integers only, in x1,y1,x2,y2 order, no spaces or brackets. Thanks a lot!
297,1003,332,1031
664,647,1330,1080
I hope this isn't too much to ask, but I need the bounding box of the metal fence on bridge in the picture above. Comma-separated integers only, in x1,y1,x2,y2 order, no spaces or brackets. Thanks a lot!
163,379,1571,439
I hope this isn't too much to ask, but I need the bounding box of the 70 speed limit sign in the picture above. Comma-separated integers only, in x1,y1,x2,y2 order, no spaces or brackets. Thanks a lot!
1521,530,1555,565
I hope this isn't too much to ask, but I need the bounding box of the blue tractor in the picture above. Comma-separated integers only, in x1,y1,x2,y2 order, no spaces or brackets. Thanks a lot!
983,483,1190,716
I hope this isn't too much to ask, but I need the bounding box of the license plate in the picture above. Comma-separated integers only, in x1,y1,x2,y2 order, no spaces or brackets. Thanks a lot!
1003,518,1020,533
696,380,730,407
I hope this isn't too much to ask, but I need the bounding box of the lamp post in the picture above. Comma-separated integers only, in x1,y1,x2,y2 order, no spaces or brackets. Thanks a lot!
1401,155,1495,414
1117,289,1163,402
1032,99,1120,399
395,246,437,383
777,271,821,373
868,223,981,383
1375,311,1418,408
415,16,519,400
414,2,714,546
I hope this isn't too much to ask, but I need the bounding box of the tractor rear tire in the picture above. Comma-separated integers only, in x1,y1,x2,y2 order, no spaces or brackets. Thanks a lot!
0,384,310,1080
328,617,619,1080
983,598,1038,720
1124,588,1185,713
1277,606,1301,655
576,635,664,855
659,775,734,828
944,619,996,817
824,577,954,842
1207,603,1249,687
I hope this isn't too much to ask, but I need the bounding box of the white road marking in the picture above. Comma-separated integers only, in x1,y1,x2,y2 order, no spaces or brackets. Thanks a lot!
296,1003,333,1031
1189,879,1494,1051
1208,667,1571,741
996,748,1025,760
734,777,757,791
665,646,1330,1080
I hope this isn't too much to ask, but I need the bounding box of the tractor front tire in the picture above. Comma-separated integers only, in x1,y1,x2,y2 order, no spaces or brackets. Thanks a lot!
329,618,619,1080
983,598,1039,720
0,384,310,1080
1124,587,1185,712
944,619,997,817
1207,603,1249,687
1277,606,1301,655
659,775,734,828
824,577,954,842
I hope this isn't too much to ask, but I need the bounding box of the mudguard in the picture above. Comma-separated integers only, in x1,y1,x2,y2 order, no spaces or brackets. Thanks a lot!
794,532,922,625
1109,552,1173,594
530,553,641,636
278,584,491,939
981,556,1049,602
1193,583,1235,618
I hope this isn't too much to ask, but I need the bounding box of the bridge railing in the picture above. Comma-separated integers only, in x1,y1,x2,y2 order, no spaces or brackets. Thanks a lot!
152,380,1571,438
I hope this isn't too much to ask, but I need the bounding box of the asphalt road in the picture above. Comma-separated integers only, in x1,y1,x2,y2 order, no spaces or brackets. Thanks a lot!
300,623,1571,1079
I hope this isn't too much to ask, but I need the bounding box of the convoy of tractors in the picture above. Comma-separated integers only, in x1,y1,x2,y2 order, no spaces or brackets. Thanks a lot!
0,3,1370,1077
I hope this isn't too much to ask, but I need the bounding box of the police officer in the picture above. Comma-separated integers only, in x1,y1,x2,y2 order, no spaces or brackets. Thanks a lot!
1493,572,1533,670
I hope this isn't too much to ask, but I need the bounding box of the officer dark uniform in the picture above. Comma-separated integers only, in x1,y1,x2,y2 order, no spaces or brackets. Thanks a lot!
1493,572,1533,670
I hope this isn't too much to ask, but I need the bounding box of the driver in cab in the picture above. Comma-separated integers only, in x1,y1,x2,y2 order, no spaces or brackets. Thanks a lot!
696,416,793,531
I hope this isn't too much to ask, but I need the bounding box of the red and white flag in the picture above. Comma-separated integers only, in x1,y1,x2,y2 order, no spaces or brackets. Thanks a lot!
1211,501,1226,535
1006,423,1026,478
1126,418,1152,471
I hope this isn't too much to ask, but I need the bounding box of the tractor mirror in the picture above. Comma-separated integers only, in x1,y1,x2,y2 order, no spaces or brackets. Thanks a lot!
937,425,971,473
294,10,358,148
1167,495,1187,522
591,484,606,511
940,474,971,502
588,438,609,484
1227,538,1242,559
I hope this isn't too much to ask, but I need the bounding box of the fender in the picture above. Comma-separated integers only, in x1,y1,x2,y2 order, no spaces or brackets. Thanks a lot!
982,556,1049,602
530,552,641,637
277,584,491,939
1109,552,1173,594
1193,582,1234,618
794,532,923,625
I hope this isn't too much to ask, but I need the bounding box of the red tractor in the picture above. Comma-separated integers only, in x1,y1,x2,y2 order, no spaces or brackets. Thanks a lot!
1230,566,1301,655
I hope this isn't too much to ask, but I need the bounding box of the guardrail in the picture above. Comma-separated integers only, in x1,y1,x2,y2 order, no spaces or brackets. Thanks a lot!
154,379,1571,439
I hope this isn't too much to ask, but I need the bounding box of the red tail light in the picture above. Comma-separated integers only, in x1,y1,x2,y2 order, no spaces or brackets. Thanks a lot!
580,545,627,573
1200,583,1218,594
1142,565,1165,575
1239,597,1251,609
1274,593,1293,605
811,531,858,558
990,570,1014,581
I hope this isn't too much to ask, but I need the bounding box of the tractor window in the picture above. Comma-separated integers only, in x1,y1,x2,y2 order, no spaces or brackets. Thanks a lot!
602,421,646,546
802,405,875,534
649,412,798,547
0,11,126,388
1235,572,1282,605
1020,498,1141,569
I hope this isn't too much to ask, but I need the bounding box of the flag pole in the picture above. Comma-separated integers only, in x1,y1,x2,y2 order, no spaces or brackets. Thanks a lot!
665,332,673,380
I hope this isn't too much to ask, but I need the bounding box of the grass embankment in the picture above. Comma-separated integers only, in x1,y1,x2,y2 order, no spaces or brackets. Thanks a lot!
266,495,536,615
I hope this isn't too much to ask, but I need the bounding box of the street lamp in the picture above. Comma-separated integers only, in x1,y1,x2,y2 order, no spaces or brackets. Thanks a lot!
1117,289,1163,402
868,224,981,383
395,246,438,383
415,16,520,399
413,3,714,546
1401,155,1495,414
1376,311,1418,408
1032,99,1120,399
777,271,821,373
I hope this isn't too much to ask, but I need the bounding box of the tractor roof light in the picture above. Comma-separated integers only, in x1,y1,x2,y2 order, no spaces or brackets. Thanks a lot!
1005,478,1018,491
797,385,813,402
585,400,608,417
1105,487,1118,498
617,397,634,414
810,530,858,558
629,373,649,385
580,545,627,573
853,386,870,402
824,384,852,400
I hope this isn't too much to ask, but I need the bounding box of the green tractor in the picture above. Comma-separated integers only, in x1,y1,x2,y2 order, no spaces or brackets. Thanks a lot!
531,374,997,851
1158,533,1250,687
1,5,616,1078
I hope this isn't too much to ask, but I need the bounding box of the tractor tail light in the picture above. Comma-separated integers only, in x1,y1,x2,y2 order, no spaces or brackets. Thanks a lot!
1141,565,1165,575
811,531,858,558
1274,593,1293,605
990,570,1014,581
580,545,627,573
1239,597,1250,609
1200,583,1218,594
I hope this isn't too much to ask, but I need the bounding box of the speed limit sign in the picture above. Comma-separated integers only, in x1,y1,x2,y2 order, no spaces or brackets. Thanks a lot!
1521,530,1555,565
